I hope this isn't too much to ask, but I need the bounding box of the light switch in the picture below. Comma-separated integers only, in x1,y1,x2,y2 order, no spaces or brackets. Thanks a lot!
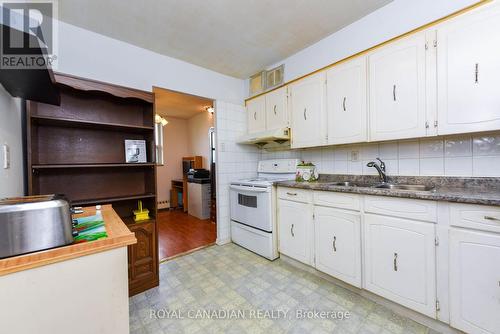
350,150,359,162
3,144,10,169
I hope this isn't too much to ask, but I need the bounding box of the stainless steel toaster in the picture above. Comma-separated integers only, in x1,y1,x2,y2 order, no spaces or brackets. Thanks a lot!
0,195,74,259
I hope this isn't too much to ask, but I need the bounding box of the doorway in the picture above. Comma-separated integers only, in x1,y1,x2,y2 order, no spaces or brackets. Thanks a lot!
153,87,217,261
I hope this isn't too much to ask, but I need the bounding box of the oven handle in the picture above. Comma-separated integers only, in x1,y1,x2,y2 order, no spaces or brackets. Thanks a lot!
229,185,269,193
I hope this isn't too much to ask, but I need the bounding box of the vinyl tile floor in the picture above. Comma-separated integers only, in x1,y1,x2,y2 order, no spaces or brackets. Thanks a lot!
129,243,435,334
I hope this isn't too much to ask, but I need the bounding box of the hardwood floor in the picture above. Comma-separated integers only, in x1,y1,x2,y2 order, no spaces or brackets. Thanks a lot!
157,210,216,261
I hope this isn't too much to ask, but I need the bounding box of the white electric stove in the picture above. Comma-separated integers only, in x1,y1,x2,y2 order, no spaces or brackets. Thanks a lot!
229,159,299,260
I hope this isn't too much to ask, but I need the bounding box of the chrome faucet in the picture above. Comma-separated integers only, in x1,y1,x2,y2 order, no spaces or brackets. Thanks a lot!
367,158,388,183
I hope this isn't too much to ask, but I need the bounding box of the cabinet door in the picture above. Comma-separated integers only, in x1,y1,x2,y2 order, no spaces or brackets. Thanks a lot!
289,72,327,148
326,57,367,145
369,32,427,141
437,3,500,135
314,206,361,287
128,221,158,295
265,86,288,130
278,199,313,265
449,228,500,334
246,95,266,133
364,214,436,317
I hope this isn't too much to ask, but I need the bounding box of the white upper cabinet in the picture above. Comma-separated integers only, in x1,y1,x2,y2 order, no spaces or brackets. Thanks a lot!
326,57,368,145
289,72,327,148
449,228,500,334
246,95,266,133
369,32,427,141
265,86,288,130
437,3,500,135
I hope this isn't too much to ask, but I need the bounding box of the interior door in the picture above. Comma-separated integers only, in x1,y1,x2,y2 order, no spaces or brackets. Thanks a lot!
326,56,367,145
246,95,266,133
449,228,500,334
278,199,313,265
314,206,362,287
364,214,436,317
437,3,500,135
369,32,427,141
265,86,288,130
289,72,327,148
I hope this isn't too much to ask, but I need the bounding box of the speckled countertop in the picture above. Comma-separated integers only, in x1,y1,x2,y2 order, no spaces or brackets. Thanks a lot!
275,175,500,206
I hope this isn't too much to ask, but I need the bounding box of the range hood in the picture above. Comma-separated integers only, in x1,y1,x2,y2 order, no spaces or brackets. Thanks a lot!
238,128,291,148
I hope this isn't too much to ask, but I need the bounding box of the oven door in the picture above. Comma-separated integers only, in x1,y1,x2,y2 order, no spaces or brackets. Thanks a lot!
229,184,272,232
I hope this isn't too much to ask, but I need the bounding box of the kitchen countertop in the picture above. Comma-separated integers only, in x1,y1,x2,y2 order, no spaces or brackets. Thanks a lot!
0,204,136,276
275,175,500,206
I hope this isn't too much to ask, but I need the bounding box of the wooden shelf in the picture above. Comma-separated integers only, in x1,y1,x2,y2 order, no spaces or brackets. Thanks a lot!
32,163,156,169
31,115,154,133
72,194,156,206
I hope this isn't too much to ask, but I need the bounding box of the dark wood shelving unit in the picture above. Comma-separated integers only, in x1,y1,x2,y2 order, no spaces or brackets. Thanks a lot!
32,163,156,169
26,72,159,296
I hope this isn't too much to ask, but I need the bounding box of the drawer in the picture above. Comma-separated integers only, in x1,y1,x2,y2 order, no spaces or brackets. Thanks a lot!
313,191,361,211
364,196,437,222
450,203,500,233
277,187,312,203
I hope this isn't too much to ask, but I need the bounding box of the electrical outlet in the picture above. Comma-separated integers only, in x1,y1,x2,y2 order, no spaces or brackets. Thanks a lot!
350,150,359,162
2,144,10,169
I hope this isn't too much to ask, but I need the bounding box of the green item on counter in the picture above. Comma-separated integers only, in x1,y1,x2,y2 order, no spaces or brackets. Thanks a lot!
73,212,108,243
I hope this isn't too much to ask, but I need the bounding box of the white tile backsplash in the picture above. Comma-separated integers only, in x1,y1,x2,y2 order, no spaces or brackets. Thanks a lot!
215,101,260,244
260,133,500,177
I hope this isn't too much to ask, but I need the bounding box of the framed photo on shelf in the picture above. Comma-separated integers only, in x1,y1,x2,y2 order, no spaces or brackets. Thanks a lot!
125,139,147,163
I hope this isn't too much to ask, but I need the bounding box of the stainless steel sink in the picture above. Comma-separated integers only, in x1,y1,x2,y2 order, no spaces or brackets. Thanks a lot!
372,183,435,192
327,181,359,187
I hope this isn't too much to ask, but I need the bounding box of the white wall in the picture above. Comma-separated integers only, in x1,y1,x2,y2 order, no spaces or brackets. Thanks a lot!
262,0,480,86
0,85,23,198
187,111,215,170
56,21,245,104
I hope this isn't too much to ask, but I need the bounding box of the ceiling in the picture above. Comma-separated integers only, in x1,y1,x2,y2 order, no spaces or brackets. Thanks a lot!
58,0,392,78
154,87,213,119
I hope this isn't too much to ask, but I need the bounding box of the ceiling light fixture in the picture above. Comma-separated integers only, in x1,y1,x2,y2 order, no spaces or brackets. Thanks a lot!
206,106,214,114
155,114,169,126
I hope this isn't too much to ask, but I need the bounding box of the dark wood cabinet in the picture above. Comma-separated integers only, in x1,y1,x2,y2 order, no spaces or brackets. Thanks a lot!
127,220,158,295
26,73,159,296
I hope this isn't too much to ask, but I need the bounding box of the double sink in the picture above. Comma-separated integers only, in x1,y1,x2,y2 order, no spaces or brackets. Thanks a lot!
325,181,435,192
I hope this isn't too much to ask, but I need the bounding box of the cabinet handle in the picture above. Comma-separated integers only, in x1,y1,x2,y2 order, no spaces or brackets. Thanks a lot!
393,84,397,101
254,111,257,120
303,108,307,120
333,236,337,252
286,192,297,196
475,63,479,84
291,224,295,237
393,252,398,271
484,216,500,222
273,105,277,115
342,97,346,111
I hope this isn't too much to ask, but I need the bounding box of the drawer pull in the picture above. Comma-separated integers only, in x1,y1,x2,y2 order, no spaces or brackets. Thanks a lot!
286,192,298,196
291,224,295,237
273,105,277,115
332,236,337,252
484,216,500,222
393,252,398,271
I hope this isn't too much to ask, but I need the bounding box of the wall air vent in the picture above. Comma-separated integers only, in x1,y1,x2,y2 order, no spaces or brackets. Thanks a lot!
249,71,266,96
266,64,284,90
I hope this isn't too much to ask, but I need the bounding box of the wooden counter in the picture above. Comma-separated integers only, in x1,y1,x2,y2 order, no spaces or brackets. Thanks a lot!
0,205,136,277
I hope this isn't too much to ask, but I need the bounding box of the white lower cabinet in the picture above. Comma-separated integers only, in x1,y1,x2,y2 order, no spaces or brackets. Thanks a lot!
364,214,437,318
449,228,500,334
314,206,362,287
277,199,313,265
